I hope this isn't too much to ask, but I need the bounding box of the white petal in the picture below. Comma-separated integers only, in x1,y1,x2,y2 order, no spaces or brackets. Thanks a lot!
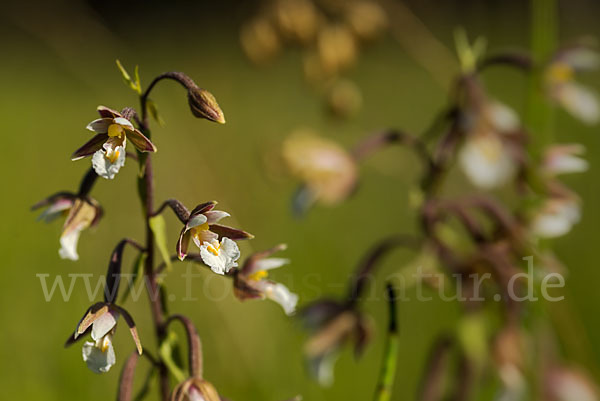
82,338,116,374
59,226,82,261
188,387,208,401
548,154,589,175
488,101,520,133
311,352,339,387
563,48,600,71
254,258,290,272
557,83,600,124
187,214,208,229
459,135,516,189
91,145,126,180
86,118,111,134
113,117,134,130
91,309,119,341
255,281,298,315
204,210,230,224
532,200,581,238
200,238,240,275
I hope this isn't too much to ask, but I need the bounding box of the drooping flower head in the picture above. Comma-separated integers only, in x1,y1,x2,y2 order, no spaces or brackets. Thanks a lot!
171,378,221,401
32,192,102,261
233,244,299,315
458,90,524,189
72,106,157,179
546,46,600,124
300,299,370,386
176,201,253,274
68,302,141,374
282,129,358,212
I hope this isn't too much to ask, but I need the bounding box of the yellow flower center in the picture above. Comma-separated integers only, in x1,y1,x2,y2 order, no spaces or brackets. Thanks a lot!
108,123,126,138
248,270,268,281
191,223,210,241
207,240,221,256
106,148,120,163
547,62,574,84
100,336,111,353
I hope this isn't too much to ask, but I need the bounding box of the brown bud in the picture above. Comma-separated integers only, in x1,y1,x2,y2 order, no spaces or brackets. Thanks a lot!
188,87,226,124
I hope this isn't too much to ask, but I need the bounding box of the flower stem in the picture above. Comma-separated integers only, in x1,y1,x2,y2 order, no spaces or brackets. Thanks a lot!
372,283,400,401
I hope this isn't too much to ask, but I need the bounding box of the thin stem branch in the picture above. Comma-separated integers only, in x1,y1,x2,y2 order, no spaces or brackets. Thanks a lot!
165,314,204,379
372,283,400,401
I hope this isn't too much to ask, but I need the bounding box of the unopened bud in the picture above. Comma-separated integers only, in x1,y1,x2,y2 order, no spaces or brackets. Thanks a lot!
188,87,226,124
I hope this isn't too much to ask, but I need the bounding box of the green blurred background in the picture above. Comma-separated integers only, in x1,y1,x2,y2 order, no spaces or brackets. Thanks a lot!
0,0,599,400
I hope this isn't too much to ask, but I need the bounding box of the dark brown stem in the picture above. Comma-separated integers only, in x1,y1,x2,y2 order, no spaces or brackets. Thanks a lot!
347,234,421,304
165,314,203,379
117,351,140,401
352,129,433,169
152,198,191,223
141,72,197,127
417,336,453,401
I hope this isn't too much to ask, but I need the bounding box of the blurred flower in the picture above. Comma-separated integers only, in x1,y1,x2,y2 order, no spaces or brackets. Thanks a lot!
282,130,357,211
531,193,581,239
546,366,599,401
176,201,253,263
344,0,388,42
300,300,370,386
458,100,522,189
274,0,320,44
327,79,362,118
317,24,357,76
72,106,156,179
71,303,141,374
546,47,600,124
240,17,281,65
171,378,221,401
233,244,298,315
493,325,527,397
32,193,102,261
542,144,589,176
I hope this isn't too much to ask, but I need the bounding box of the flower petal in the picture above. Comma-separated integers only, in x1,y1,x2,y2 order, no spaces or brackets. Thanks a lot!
556,82,600,125
92,145,126,179
253,280,298,315
253,257,290,272
37,198,73,223
199,238,240,275
91,308,119,341
97,105,121,119
71,134,107,161
86,118,112,134
204,210,230,225
177,227,192,261
209,224,254,240
459,134,516,189
125,129,157,153
191,229,218,249
82,338,116,373
187,214,208,229
59,226,82,260
113,117,134,130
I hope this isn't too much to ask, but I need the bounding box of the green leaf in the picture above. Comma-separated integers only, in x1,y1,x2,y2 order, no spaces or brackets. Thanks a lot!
149,215,172,272
146,99,165,127
119,252,147,304
159,331,186,382
115,59,142,95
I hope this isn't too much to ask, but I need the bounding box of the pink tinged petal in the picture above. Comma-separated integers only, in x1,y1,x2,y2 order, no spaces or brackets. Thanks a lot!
91,308,119,341
190,201,217,217
125,129,157,153
177,228,192,261
82,337,116,373
71,134,107,160
97,105,121,119
204,210,230,224
254,257,290,272
37,199,73,223
86,118,112,134
209,224,254,240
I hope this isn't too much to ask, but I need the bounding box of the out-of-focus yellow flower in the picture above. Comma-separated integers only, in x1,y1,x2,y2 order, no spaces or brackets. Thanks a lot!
326,79,362,118
344,0,388,42
240,17,281,65
282,130,357,210
317,24,357,76
274,0,321,44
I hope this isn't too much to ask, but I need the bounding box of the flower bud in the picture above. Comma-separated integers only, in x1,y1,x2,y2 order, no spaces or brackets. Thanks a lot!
188,87,226,124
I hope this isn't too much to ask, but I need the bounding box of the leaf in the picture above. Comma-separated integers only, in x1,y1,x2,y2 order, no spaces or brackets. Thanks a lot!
147,99,165,127
159,331,186,382
120,252,147,304
116,60,142,95
149,215,172,272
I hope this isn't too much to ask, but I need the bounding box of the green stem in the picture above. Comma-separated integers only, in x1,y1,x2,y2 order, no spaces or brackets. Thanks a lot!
526,0,558,154
373,283,400,401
